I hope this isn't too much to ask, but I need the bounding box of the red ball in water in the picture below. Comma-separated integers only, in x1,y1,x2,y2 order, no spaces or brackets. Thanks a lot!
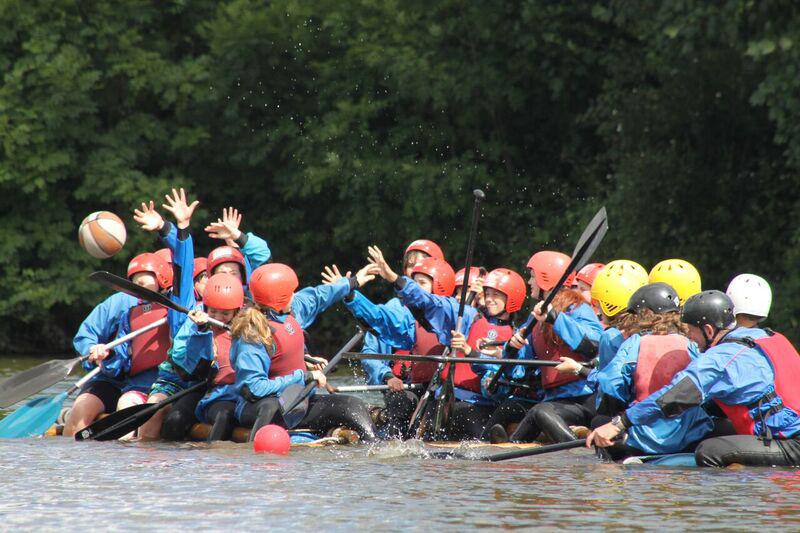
253,424,291,455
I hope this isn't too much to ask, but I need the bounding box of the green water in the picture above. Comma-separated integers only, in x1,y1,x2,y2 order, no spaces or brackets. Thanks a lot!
2,357,800,531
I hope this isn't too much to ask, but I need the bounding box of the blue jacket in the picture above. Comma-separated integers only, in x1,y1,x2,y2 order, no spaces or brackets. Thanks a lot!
104,227,196,392
625,327,800,440
266,277,354,328
344,293,416,385
596,333,713,454
231,339,305,420
515,303,603,401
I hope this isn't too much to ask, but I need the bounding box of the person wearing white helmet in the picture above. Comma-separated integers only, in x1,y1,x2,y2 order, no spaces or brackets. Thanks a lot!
726,274,772,328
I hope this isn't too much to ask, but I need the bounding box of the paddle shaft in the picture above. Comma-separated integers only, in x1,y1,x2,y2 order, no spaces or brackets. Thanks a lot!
90,271,228,329
344,352,588,367
332,383,423,393
66,366,102,396
431,438,586,461
280,329,365,415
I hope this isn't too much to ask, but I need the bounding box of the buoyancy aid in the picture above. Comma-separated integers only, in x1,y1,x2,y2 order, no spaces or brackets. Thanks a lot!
212,328,235,385
268,315,306,378
129,302,171,376
633,334,690,402
532,321,589,390
392,322,445,383
714,331,800,437
446,316,513,392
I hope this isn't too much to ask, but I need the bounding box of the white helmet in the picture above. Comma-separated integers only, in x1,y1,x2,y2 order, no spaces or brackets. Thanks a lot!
726,274,772,319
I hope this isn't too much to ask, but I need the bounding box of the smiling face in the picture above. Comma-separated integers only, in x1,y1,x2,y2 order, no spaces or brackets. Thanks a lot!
483,287,508,317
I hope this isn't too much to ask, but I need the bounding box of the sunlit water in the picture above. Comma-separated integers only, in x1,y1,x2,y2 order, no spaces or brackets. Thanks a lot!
2,358,800,530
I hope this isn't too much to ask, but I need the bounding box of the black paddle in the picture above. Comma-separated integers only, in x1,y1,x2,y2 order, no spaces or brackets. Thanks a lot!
75,373,214,441
428,438,586,461
90,271,229,330
483,206,608,393
278,328,365,428
343,352,589,367
410,189,485,439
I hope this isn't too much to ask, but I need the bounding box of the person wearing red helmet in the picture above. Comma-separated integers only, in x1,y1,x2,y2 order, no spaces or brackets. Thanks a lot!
402,239,445,276
64,189,198,437
455,266,486,308
204,207,272,285
365,246,526,439
488,250,603,445
575,262,605,307
139,273,246,441
193,257,208,301
231,263,378,441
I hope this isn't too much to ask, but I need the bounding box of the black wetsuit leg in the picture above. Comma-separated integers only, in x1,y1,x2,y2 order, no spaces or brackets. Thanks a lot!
160,388,205,441
446,402,496,441
206,400,237,442
695,435,800,467
302,394,378,442
480,400,530,440
382,389,418,439
511,395,594,443
238,397,284,441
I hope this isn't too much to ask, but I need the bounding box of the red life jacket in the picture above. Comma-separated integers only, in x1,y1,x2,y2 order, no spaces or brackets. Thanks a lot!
633,334,690,402
392,322,444,383
445,316,513,392
268,315,306,378
531,321,589,389
212,328,235,385
713,331,800,436
128,303,171,376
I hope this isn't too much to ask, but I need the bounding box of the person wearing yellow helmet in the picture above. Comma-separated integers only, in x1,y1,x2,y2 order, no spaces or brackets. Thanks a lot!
648,259,701,304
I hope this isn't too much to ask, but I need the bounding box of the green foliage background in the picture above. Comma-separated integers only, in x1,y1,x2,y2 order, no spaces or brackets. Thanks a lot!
2,1,799,353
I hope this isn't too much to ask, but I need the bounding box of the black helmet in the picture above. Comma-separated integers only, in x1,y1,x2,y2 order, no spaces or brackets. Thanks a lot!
627,282,681,314
681,290,735,329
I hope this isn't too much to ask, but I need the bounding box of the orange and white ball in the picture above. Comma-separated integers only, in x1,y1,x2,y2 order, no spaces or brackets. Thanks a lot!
78,211,127,259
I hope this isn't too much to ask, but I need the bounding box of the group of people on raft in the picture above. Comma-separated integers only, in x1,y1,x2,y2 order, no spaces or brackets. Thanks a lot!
64,188,800,468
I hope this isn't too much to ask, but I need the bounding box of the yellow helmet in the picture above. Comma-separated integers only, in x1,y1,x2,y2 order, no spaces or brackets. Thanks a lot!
590,260,649,317
648,259,701,304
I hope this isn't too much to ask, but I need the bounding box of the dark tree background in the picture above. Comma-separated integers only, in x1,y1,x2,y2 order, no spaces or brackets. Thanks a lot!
2,1,799,354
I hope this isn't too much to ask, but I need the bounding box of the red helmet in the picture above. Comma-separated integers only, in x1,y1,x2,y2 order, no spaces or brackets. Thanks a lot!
203,273,244,311
250,263,299,310
410,257,456,296
154,248,173,264
483,268,526,313
128,253,172,290
207,246,246,277
576,262,605,287
193,258,208,280
455,267,482,288
526,251,573,291
404,239,445,261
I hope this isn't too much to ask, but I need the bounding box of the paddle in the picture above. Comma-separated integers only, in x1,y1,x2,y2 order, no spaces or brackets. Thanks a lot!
344,352,589,367
0,367,101,439
0,318,168,409
331,383,424,393
410,189,485,439
483,206,608,394
278,328,365,429
75,372,214,441
429,437,586,461
90,271,229,330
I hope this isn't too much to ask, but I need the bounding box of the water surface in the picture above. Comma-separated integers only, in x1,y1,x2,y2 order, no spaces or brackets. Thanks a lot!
2,358,799,530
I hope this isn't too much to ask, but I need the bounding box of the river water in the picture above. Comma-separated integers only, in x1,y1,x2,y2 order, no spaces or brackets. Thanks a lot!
2,357,800,531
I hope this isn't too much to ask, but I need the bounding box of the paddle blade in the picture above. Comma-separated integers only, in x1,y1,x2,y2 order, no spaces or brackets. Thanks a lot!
0,392,67,438
573,207,608,272
90,271,187,314
279,383,311,429
75,403,153,442
0,358,80,408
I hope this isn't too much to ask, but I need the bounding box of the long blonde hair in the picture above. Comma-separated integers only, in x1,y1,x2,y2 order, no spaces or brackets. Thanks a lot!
230,303,276,351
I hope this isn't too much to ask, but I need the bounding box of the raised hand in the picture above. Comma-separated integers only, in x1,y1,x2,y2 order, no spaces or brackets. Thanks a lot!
367,245,398,283
354,263,376,288
321,264,349,285
133,201,165,232
205,207,243,242
162,188,199,230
